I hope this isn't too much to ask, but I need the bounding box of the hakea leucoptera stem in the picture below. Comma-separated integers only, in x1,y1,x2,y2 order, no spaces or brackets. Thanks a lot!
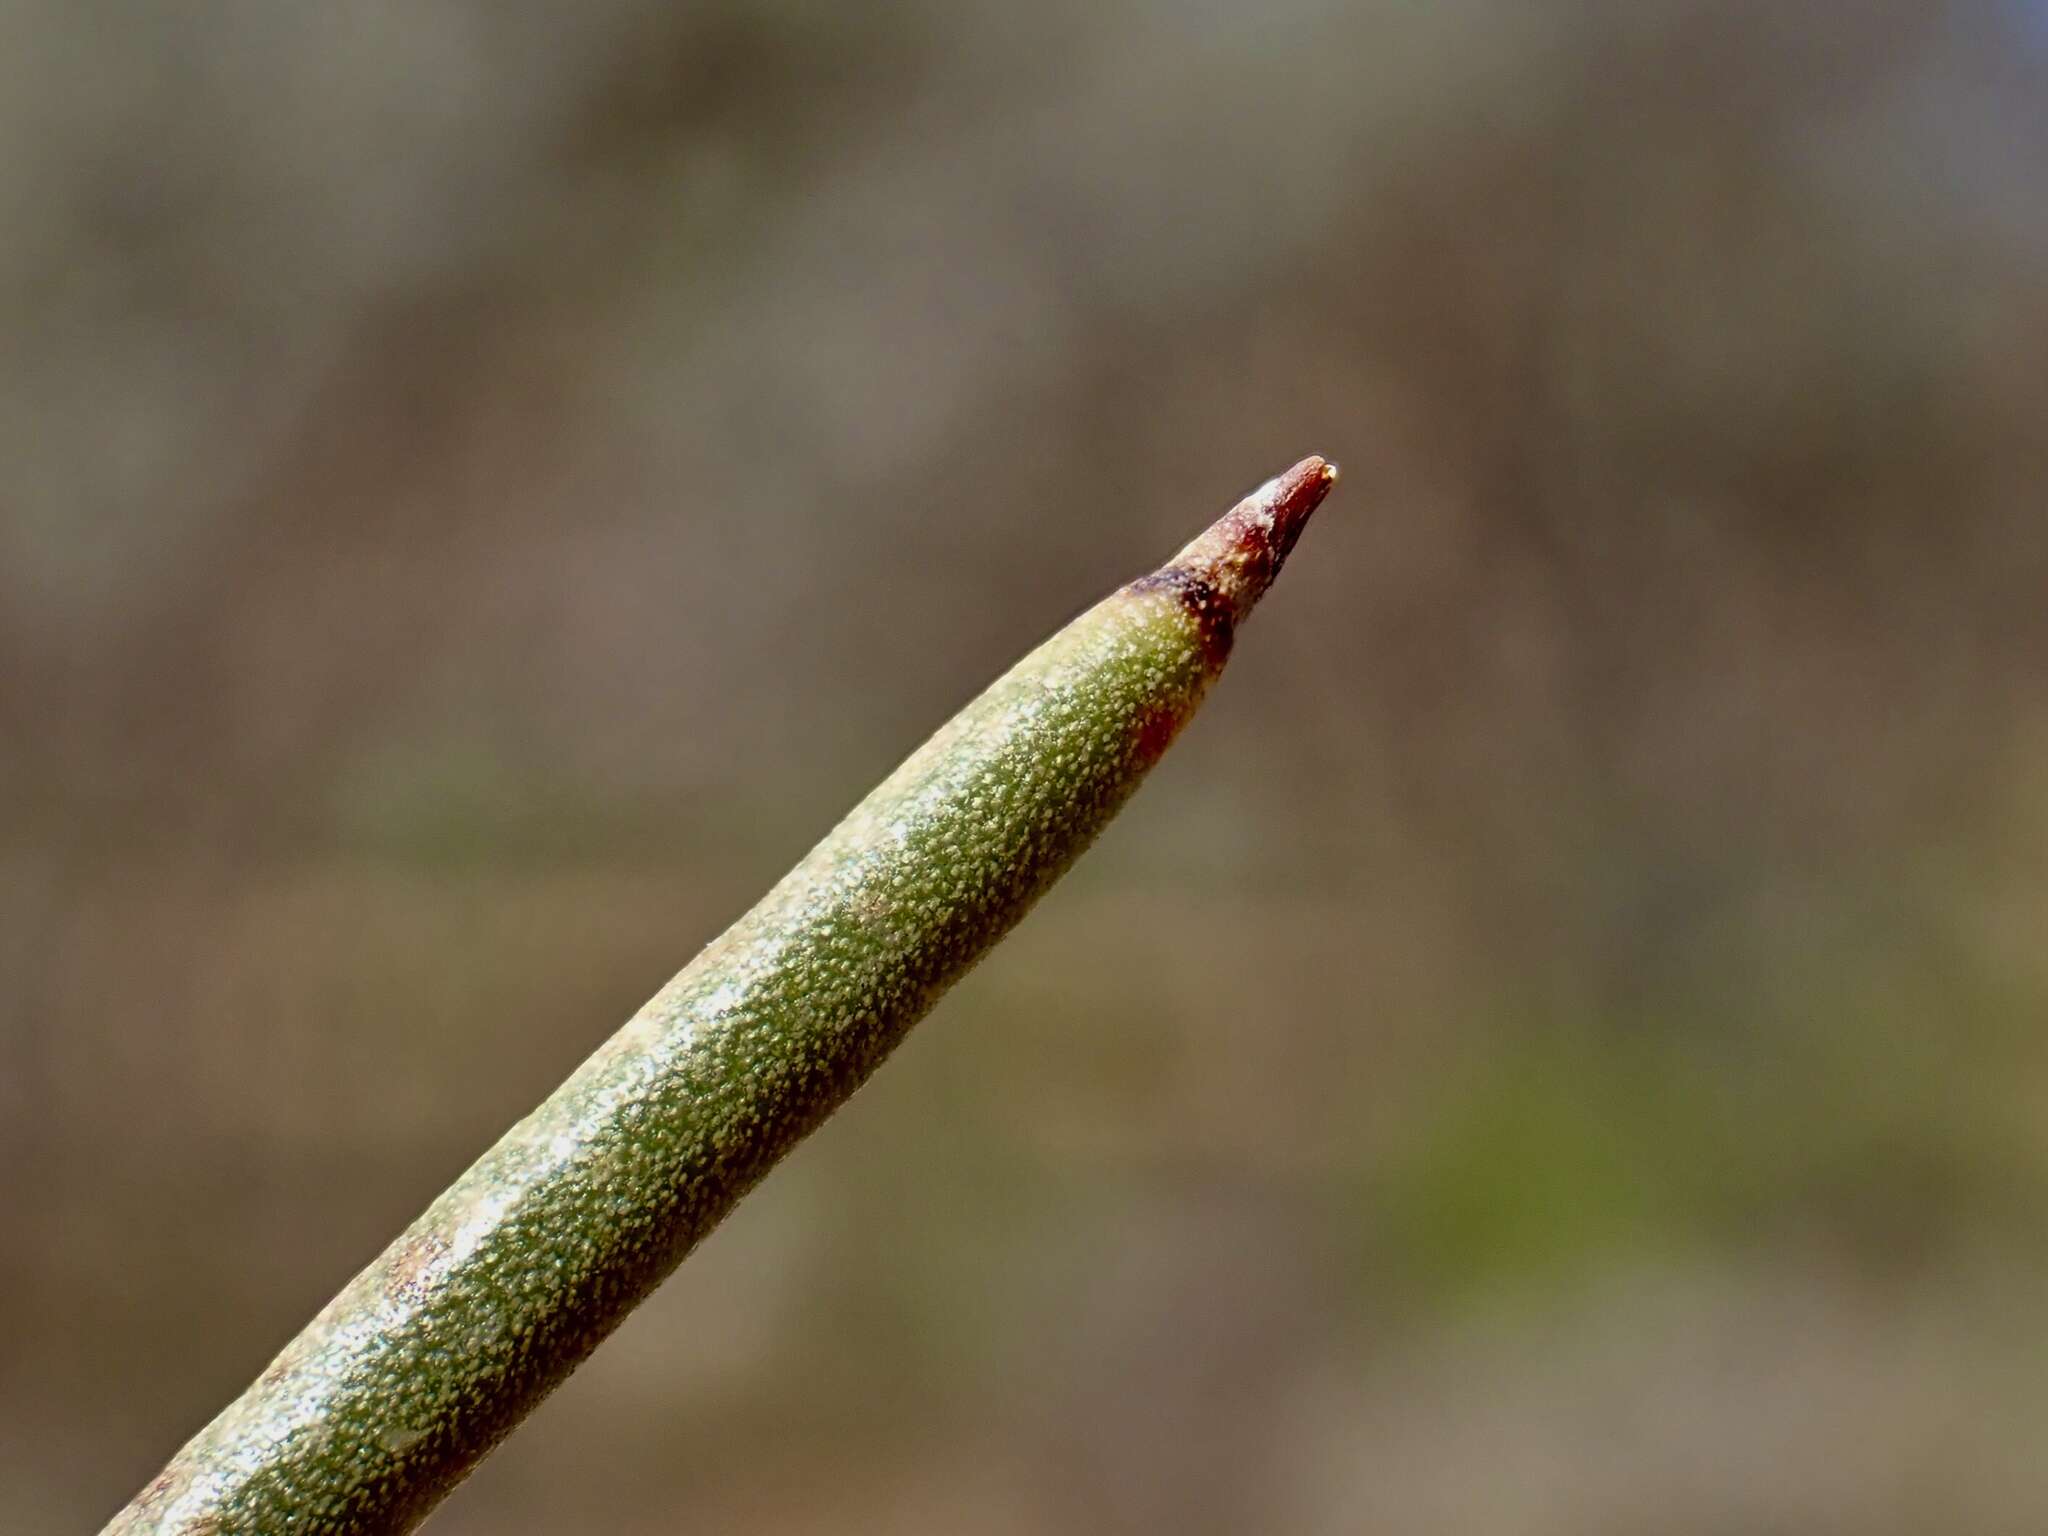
107,455,1339,1536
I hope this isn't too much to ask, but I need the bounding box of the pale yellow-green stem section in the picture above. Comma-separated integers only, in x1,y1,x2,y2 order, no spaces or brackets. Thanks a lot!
105,456,1338,1536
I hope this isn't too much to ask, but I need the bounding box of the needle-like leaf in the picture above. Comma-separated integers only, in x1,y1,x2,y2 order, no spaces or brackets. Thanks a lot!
106,455,1339,1536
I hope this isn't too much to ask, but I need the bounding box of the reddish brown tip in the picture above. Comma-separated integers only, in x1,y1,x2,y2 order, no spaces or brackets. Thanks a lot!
1157,454,1338,625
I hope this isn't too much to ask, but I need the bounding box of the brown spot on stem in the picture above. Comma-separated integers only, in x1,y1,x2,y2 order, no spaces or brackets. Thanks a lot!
1153,455,1337,627
1127,568,1235,666
1133,701,1184,765
386,1232,451,1304
1125,455,1336,664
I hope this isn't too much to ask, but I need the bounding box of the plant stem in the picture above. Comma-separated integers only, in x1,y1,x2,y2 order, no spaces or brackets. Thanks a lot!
105,455,1339,1536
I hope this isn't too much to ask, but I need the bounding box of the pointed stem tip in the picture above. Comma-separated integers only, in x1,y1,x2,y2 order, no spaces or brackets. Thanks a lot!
1161,454,1339,624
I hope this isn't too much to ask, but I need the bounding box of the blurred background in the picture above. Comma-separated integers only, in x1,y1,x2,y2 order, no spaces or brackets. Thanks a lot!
5,1,2047,1530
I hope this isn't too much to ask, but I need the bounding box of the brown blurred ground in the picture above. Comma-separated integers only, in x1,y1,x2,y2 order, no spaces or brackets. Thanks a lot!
5,2,2048,1531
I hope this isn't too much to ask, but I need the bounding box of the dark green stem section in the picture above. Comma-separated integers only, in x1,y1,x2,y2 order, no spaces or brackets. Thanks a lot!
105,456,1337,1536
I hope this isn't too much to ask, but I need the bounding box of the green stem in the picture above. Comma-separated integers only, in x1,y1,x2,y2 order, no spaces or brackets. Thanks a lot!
106,455,1338,1536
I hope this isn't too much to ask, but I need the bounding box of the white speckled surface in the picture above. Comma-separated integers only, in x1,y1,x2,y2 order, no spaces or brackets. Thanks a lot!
105,459,1333,1536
